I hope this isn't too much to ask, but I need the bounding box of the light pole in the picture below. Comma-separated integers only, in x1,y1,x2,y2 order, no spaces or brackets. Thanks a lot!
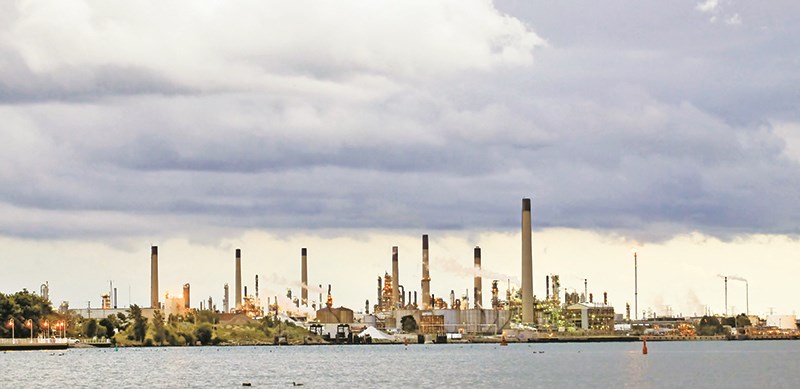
634,251,638,322
6,318,14,344
25,319,32,343
745,281,749,316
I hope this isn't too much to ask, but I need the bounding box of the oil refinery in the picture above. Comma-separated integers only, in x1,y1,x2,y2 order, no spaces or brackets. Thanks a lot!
54,198,800,344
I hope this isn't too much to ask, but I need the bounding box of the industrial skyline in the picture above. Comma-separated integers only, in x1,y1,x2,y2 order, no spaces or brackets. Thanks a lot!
11,198,788,321
2,1,800,318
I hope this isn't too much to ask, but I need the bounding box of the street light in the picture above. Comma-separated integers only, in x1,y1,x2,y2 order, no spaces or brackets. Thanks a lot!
745,281,749,316
25,319,32,343
6,318,13,344
632,249,639,322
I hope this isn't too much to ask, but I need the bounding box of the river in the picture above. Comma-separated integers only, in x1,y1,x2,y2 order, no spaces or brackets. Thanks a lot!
1,340,798,388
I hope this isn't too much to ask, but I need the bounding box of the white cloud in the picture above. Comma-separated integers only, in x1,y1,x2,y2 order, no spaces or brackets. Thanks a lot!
696,0,720,13
725,13,742,25
695,0,742,25
772,121,800,163
5,0,544,89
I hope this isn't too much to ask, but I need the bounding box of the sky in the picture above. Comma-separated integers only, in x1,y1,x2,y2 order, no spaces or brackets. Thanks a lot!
1,0,799,318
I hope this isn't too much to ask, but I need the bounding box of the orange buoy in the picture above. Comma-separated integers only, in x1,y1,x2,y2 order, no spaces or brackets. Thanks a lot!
642,337,648,355
500,335,508,346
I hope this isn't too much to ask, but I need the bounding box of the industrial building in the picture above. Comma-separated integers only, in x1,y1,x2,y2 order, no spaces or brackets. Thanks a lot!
565,302,616,331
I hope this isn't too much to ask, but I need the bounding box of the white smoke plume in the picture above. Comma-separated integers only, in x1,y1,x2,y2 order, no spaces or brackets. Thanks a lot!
260,286,317,316
717,274,747,282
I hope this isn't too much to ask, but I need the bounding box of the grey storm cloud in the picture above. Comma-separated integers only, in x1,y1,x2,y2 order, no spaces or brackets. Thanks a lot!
1,1,799,241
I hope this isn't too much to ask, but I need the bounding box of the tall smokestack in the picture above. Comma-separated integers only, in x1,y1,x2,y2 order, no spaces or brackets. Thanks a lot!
235,249,242,311
183,283,190,309
113,287,117,309
255,275,259,299
421,235,431,310
546,275,550,300
474,246,482,309
377,276,382,311
392,246,399,309
724,276,728,316
150,246,159,309
223,283,229,313
301,248,308,306
521,198,534,323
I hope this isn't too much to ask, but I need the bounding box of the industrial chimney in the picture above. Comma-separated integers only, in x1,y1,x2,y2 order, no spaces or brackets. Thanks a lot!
223,283,229,313
521,198,534,323
546,275,550,300
421,235,431,310
150,246,159,309
724,276,728,316
301,248,308,306
474,246,482,309
183,283,190,309
235,249,242,311
392,246,399,309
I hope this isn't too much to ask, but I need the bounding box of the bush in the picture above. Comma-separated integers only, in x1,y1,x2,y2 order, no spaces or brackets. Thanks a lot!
83,319,98,338
401,315,418,333
194,323,213,345
181,332,195,346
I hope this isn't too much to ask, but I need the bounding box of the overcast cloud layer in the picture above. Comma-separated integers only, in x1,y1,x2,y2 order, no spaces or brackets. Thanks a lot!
2,0,799,241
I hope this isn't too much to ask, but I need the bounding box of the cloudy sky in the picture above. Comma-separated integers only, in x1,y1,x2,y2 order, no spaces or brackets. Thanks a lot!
1,0,798,318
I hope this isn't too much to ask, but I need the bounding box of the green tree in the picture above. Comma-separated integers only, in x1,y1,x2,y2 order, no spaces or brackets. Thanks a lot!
721,317,736,327
152,310,166,345
127,305,148,342
83,318,98,338
194,323,213,345
401,315,418,333
697,316,723,336
116,312,129,331
736,314,751,328
0,290,54,338
99,317,115,338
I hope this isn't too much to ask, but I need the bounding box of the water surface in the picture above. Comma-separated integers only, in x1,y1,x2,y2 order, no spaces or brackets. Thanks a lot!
1,341,798,388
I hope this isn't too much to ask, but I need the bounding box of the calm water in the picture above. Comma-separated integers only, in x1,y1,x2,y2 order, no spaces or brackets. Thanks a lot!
1,341,799,388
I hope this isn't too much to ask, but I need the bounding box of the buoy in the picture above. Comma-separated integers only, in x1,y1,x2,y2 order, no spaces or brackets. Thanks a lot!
500,335,508,346
642,337,648,355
